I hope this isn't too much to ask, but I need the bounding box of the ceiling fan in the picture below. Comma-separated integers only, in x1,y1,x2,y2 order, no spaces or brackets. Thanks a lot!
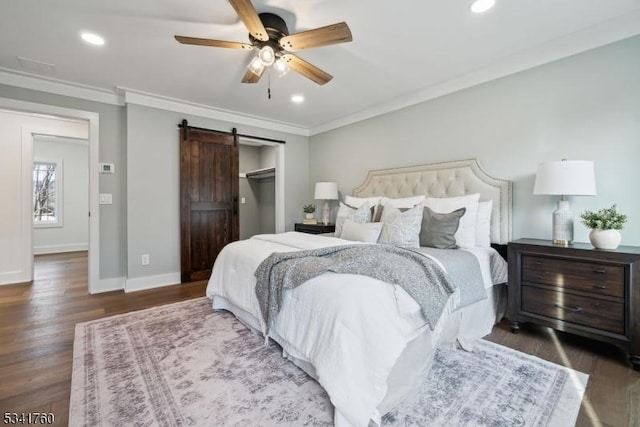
175,0,352,86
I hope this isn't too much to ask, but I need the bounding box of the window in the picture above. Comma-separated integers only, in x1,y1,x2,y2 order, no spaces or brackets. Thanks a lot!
33,160,63,227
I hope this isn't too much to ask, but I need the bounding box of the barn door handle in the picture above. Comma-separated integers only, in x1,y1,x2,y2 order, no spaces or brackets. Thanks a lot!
233,196,238,215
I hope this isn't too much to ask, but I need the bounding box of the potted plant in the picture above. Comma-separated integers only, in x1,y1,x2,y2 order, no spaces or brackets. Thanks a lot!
580,204,628,249
303,203,316,220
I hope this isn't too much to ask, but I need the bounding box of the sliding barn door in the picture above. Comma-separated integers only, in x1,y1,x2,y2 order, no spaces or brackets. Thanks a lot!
180,124,239,283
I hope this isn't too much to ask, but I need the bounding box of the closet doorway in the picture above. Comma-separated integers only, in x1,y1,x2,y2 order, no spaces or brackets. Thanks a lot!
238,137,283,239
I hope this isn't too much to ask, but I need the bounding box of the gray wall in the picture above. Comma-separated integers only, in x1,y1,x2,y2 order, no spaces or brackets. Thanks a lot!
0,85,309,287
309,36,640,246
126,104,308,280
0,84,127,279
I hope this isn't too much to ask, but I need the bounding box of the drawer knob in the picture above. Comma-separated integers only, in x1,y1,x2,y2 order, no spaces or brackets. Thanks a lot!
593,268,607,274
554,303,583,313
595,284,607,290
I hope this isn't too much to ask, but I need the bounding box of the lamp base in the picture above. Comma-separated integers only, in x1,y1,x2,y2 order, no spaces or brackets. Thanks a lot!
552,199,573,246
322,201,330,225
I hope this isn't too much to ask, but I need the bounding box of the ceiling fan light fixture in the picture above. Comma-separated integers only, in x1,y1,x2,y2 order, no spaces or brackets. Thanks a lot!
248,56,264,75
470,0,495,13
274,58,289,76
258,46,275,66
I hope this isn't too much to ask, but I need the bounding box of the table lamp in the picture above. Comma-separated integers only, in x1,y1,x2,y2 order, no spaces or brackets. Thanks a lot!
314,182,338,225
533,159,596,245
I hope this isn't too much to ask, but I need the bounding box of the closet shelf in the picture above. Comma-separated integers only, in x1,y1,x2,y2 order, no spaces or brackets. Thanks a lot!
244,167,275,179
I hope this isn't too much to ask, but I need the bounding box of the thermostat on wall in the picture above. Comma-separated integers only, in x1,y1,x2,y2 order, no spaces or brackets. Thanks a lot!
99,163,115,174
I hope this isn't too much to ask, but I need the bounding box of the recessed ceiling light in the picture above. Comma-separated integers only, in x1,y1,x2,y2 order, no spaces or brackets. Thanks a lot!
81,32,105,46
470,0,495,13
291,95,304,104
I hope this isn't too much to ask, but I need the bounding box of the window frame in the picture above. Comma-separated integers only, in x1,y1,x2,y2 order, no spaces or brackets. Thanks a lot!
33,159,64,228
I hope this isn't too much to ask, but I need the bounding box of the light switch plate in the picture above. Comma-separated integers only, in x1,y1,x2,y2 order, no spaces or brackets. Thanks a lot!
99,193,113,204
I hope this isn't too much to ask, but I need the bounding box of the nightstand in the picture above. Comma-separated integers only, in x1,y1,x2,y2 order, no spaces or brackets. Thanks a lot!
508,238,640,370
294,223,335,234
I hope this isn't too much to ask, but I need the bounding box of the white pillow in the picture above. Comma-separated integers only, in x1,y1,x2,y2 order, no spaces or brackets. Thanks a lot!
380,195,426,209
344,195,381,208
335,202,372,237
475,200,493,248
378,202,424,248
424,194,480,249
340,219,383,243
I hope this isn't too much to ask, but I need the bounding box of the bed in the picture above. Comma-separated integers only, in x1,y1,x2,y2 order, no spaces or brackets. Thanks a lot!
206,159,512,427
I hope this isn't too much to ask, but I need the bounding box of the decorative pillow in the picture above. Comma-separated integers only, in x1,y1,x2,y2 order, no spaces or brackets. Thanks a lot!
475,200,493,248
335,202,372,237
345,195,382,222
419,207,466,249
424,193,480,249
378,202,424,248
340,219,383,243
380,195,426,209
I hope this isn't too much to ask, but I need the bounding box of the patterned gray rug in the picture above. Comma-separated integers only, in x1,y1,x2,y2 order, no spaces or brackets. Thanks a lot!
70,297,587,426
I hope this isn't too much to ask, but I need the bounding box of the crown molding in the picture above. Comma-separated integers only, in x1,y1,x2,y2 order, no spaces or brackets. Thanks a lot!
0,68,309,136
0,67,123,105
308,11,640,136
117,87,309,136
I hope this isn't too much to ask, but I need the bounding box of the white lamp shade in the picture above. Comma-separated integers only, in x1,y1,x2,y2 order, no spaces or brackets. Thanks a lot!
314,182,338,200
533,160,596,196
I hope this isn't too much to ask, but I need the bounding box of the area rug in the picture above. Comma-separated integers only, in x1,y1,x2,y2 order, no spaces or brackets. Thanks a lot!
69,297,588,426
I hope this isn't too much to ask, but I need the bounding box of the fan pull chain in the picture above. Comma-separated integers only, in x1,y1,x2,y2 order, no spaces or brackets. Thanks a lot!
267,73,271,100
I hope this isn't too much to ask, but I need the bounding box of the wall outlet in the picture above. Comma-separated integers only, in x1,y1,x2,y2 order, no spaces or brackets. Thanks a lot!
141,254,150,265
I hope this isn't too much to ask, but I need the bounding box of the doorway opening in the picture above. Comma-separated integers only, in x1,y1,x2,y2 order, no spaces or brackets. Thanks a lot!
238,136,285,239
0,97,100,293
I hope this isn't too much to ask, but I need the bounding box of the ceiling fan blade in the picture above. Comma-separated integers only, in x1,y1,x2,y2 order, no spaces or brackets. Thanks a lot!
241,67,264,84
175,35,253,50
279,22,352,51
282,54,333,85
228,0,269,42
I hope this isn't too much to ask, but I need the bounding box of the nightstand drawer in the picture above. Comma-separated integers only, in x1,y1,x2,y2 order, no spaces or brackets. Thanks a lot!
522,285,625,335
522,255,624,298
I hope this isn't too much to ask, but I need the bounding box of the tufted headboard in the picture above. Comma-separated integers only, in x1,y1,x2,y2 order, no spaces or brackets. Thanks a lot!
352,159,512,244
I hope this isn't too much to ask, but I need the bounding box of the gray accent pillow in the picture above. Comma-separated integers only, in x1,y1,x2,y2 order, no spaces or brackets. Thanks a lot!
419,206,466,249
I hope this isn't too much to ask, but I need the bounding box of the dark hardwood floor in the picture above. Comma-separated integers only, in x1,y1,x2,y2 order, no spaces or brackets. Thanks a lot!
0,252,638,426
0,252,207,425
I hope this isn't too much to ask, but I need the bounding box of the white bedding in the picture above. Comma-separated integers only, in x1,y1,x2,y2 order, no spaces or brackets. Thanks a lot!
206,231,503,427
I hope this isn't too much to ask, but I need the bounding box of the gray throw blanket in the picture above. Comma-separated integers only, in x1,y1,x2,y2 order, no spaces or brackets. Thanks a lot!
254,244,455,336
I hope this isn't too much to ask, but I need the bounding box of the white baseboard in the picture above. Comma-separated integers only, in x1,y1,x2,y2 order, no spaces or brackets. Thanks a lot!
34,243,89,255
0,270,30,286
125,272,181,293
92,276,125,294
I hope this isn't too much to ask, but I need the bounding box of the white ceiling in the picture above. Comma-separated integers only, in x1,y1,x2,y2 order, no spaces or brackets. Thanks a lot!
1,0,640,134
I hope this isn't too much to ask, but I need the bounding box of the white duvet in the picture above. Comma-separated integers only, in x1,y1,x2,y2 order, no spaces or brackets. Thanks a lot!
206,232,495,427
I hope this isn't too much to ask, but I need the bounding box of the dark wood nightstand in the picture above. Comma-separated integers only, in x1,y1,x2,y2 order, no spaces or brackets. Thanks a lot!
294,223,336,234
508,238,640,370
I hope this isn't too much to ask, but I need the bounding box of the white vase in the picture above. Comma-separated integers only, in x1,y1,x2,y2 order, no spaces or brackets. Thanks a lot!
589,229,622,250
305,213,314,219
